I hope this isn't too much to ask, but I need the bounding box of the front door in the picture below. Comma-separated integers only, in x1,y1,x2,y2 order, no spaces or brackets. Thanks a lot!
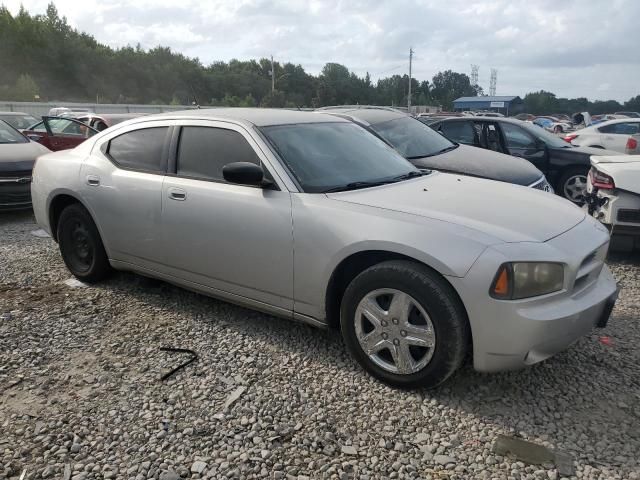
499,122,548,173
41,117,98,151
161,123,294,312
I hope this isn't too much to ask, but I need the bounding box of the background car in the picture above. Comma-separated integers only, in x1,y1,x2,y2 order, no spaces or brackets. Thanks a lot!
513,113,536,121
31,108,617,389
626,133,640,154
532,116,572,134
72,113,146,131
565,118,640,152
586,155,640,251
48,106,93,117
320,107,552,191
0,119,50,210
615,111,640,118
429,116,621,203
22,116,98,151
0,111,40,130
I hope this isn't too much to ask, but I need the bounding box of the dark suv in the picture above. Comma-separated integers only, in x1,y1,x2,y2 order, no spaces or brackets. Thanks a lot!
427,116,620,203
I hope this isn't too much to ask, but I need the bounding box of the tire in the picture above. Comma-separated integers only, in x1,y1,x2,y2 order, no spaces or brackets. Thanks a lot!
340,260,470,389
557,167,589,204
57,203,111,282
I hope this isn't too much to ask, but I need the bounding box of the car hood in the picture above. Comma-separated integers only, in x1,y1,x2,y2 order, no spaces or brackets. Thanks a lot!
0,141,51,172
410,144,543,186
327,172,585,243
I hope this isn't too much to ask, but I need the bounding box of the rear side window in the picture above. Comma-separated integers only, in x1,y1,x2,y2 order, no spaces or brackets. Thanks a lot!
177,126,260,181
439,121,475,144
598,122,640,135
107,127,169,173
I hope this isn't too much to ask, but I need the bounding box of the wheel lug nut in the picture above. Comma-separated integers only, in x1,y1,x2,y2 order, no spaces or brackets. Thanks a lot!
393,338,400,345
382,333,388,339
400,330,407,337
381,320,388,327
392,318,399,325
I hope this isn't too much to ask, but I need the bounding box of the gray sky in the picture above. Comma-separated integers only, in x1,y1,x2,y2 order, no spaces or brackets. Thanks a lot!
6,0,640,101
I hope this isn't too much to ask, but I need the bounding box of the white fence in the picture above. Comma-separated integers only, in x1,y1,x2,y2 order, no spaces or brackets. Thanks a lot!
0,101,193,117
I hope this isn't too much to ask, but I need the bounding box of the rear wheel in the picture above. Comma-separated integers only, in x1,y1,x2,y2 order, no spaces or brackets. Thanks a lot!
57,204,111,282
340,260,469,389
558,167,589,204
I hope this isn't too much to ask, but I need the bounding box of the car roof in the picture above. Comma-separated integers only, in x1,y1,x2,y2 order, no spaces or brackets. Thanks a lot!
0,111,34,116
432,116,525,125
317,107,407,125
146,108,349,127
590,117,640,128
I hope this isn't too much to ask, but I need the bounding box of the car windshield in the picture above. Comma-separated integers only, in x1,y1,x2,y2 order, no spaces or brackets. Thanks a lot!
369,116,456,158
0,114,39,129
521,122,571,148
260,122,420,193
0,120,28,144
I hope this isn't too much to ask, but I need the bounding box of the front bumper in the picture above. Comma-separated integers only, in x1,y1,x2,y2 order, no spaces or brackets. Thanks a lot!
448,217,618,372
0,181,32,211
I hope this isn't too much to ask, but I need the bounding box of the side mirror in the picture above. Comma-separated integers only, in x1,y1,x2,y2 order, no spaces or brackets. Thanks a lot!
222,162,272,187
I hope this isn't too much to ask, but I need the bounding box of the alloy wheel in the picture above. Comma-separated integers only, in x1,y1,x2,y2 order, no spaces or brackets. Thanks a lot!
563,174,587,203
354,288,436,375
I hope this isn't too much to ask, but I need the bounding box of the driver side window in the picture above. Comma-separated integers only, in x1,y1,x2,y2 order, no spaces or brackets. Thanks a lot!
501,123,537,149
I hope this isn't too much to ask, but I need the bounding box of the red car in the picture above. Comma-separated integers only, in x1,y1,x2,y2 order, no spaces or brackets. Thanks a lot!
21,116,98,151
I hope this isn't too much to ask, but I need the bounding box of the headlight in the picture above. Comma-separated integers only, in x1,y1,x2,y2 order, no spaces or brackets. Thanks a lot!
490,262,564,300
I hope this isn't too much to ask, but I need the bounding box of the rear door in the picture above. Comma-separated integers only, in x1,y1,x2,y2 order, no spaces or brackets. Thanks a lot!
80,123,171,269
499,121,549,172
597,121,640,152
437,120,478,147
161,121,294,312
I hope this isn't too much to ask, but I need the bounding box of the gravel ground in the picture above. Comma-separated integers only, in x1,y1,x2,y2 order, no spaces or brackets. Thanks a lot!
1,210,639,480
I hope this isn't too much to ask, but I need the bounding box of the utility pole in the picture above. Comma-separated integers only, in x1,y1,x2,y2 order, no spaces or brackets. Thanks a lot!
271,55,275,93
408,47,414,112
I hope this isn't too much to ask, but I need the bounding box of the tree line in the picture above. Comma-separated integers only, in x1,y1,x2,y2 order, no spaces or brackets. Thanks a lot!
1,4,638,115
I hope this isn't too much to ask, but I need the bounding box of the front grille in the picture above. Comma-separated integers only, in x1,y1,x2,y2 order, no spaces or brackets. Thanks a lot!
617,209,640,224
0,189,31,204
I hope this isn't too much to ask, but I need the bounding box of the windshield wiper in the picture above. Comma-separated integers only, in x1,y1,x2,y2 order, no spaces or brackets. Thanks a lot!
407,144,458,159
322,180,393,193
322,170,428,193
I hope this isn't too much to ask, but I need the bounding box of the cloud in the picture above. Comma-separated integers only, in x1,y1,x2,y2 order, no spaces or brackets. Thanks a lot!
3,0,640,101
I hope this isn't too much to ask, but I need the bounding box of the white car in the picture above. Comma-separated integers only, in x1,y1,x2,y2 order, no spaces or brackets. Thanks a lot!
586,155,640,250
567,118,640,153
626,133,640,154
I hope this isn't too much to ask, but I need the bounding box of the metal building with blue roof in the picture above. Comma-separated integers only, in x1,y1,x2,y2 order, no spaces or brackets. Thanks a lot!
452,96,523,115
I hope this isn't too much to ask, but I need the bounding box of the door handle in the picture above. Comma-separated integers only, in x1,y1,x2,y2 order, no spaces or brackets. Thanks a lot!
86,175,100,186
168,187,187,201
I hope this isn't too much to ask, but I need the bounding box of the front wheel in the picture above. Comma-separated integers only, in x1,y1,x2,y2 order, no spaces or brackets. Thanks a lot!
340,260,470,389
558,167,589,204
57,203,111,282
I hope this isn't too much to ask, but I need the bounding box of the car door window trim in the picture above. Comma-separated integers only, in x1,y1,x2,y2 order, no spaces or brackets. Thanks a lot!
169,125,280,190
102,126,172,175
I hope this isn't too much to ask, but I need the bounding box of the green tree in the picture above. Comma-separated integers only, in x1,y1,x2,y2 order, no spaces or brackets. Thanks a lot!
12,74,40,101
430,70,476,110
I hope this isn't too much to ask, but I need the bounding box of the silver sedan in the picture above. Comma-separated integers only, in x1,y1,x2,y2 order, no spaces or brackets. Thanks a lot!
31,109,618,388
